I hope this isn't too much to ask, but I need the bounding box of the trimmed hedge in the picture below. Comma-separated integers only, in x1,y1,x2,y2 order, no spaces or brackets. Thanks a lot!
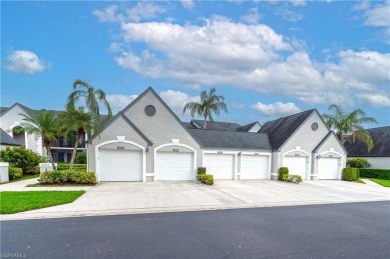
39,170,96,184
76,152,87,164
57,164,87,171
197,174,214,185
0,147,45,174
197,167,206,175
346,157,371,168
358,168,390,180
279,167,289,181
342,168,359,181
287,174,302,184
9,167,23,180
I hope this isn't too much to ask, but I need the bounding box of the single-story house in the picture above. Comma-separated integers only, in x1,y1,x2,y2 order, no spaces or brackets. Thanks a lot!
87,87,347,182
344,126,390,169
0,128,21,150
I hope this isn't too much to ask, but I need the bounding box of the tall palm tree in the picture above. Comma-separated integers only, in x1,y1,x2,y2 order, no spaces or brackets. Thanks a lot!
322,104,377,152
18,110,59,170
67,79,112,124
58,107,98,171
183,88,228,129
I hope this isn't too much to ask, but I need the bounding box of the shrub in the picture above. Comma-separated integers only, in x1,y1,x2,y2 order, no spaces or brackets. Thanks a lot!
68,171,96,184
342,168,359,181
278,167,289,181
8,167,23,180
358,168,390,180
287,174,303,184
346,158,371,168
76,152,87,164
0,147,45,174
39,170,96,184
197,174,214,185
197,167,206,175
57,163,87,171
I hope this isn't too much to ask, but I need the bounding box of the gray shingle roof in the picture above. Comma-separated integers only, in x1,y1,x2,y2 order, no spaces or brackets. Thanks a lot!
189,128,271,150
344,126,390,157
190,120,241,131
236,121,259,132
0,128,20,146
259,110,315,150
0,107,9,115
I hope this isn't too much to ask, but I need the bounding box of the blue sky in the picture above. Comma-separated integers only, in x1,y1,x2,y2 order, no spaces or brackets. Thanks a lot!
1,0,389,127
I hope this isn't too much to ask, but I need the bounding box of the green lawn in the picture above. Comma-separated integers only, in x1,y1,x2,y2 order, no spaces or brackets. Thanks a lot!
0,174,39,185
355,179,366,184
368,178,390,187
26,183,95,187
0,191,85,214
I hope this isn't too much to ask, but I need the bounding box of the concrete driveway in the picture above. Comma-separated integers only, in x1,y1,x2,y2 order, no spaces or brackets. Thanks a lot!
1,179,389,221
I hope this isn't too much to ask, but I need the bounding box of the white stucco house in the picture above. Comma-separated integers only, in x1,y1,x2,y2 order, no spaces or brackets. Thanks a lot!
344,126,390,169
87,87,347,182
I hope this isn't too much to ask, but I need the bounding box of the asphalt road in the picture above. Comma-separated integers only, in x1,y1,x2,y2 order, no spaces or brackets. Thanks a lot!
1,201,389,259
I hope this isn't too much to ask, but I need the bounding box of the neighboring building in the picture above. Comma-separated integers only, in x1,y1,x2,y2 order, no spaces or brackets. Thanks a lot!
87,87,347,182
0,128,21,150
0,103,104,162
344,126,390,169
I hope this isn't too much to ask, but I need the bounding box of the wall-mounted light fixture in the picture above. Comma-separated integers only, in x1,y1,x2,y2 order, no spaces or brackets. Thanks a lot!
238,152,242,156
146,146,149,153
316,155,321,159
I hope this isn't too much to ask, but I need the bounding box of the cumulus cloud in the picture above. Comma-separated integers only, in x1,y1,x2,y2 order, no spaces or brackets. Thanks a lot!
93,2,166,23
356,1,390,27
160,90,200,115
4,50,48,74
106,94,138,113
356,93,390,107
241,7,261,24
97,12,389,108
181,0,194,10
251,102,301,117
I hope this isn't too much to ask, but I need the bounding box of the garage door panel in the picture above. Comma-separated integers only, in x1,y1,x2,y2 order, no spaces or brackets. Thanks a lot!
156,152,193,180
204,154,234,180
318,158,339,180
283,156,307,179
241,155,268,179
99,149,142,182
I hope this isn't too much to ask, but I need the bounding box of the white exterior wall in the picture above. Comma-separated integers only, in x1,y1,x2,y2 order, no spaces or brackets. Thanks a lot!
0,105,40,154
123,91,202,179
349,157,390,169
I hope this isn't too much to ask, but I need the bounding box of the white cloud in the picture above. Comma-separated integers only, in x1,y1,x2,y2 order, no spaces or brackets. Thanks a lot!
5,50,47,74
290,0,306,6
106,94,138,113
93,2,166,23
159,90,200,115
181,0,194,10
100,14,389,108
363,1,390,27
241,7,261,24
357,93,390,107
251,102,301,117
276,5,304,22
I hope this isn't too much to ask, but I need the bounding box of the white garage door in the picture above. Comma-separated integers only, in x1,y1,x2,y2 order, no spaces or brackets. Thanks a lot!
318,157,339,180
155,152,193,180
99,149,142,181
241,155,269,180
283,156,307,179
203,154,234,179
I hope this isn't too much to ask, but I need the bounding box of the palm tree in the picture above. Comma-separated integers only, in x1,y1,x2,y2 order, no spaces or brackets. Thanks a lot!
183,88,228,129
67,79,112,124
57,107,98,171
18,110,59,170
322,104,377,152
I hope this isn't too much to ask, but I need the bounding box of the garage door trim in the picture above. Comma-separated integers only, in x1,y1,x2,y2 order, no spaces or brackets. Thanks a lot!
283,149,311,180
203,151,238,179
95,140,146,182
154,143,197,181
239,152,272,180
317,150,344,180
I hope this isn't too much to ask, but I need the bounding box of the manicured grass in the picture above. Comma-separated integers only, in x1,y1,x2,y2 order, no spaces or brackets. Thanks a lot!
26,183,95,187
355,179,366,184
0,191,85,214
368,178,390,187
0,174,39,185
